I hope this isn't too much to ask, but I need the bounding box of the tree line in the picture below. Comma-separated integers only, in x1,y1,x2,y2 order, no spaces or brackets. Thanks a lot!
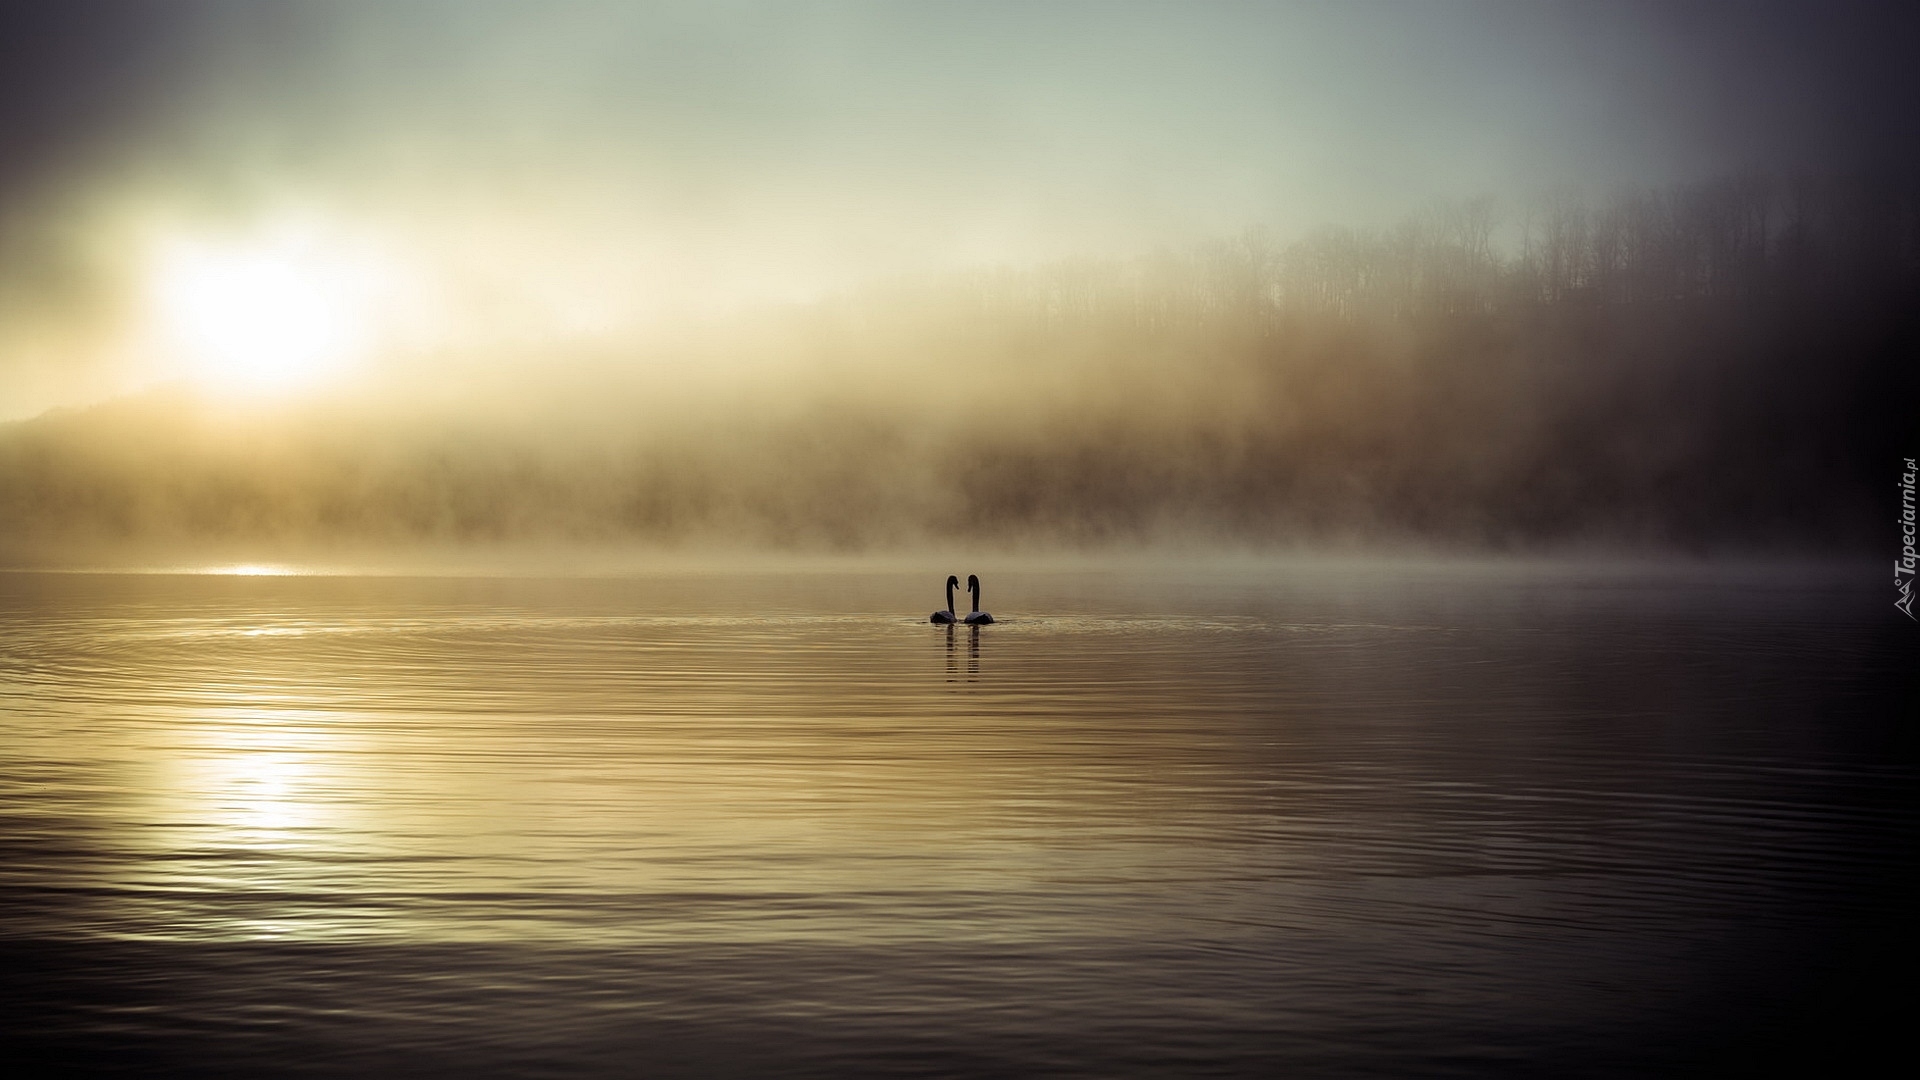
1,168,1914,558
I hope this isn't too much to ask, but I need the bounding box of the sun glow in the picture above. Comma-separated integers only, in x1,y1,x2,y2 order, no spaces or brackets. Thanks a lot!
149,225,396,395
204,563,299,577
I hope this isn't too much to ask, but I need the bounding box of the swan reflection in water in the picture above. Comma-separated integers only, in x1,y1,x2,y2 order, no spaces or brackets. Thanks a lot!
943,623,981,683
928,573,988,681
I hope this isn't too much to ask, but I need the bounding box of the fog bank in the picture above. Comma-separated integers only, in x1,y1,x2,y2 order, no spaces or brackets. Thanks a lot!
4,173,1912,564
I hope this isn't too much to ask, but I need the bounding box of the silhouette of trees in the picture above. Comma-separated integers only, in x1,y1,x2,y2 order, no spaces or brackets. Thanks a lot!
0,169,1912,557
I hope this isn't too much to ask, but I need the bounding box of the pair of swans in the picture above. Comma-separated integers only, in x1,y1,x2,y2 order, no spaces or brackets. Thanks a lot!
930,574,994,625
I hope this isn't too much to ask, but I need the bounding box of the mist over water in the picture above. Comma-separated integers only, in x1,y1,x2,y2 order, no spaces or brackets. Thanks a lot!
2,4,1914,562
3,5,1916,1077
4,169,1915,563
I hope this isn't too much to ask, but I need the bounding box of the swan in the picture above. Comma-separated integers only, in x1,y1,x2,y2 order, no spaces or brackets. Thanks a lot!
963,574,994,624
930,575,959,624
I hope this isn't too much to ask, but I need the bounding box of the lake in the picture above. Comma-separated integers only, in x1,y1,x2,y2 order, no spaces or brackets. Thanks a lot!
0,560,1910,1076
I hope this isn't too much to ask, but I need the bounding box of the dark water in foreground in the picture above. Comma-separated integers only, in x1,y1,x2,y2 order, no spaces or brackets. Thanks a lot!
0,562,1911,1077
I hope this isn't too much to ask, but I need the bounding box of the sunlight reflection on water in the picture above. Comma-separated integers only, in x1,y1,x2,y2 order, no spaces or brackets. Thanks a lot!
0,563,1909,1074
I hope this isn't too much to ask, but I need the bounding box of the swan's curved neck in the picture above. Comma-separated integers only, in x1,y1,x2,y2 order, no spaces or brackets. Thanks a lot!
945,580,955,612
969,579,981,612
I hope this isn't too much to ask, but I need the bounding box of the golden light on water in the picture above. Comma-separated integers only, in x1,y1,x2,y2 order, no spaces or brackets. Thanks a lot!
179,728,324,843
203,563,300,576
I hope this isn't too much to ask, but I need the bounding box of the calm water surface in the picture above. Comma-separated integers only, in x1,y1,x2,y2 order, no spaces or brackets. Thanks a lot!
0,562,1910,1076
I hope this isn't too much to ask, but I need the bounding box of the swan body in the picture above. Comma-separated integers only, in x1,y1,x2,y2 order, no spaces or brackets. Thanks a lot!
963,574,994,624
930,575,959,624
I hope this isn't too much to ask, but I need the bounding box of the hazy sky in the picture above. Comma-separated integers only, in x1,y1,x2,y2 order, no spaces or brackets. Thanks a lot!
0,0,1911,418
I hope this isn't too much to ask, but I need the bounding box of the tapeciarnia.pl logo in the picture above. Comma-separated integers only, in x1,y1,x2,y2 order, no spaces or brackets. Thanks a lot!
1899,457,1917,620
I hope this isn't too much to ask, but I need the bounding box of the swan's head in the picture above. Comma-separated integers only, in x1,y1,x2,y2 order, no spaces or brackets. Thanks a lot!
967,574,980,591
946,575,960,589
